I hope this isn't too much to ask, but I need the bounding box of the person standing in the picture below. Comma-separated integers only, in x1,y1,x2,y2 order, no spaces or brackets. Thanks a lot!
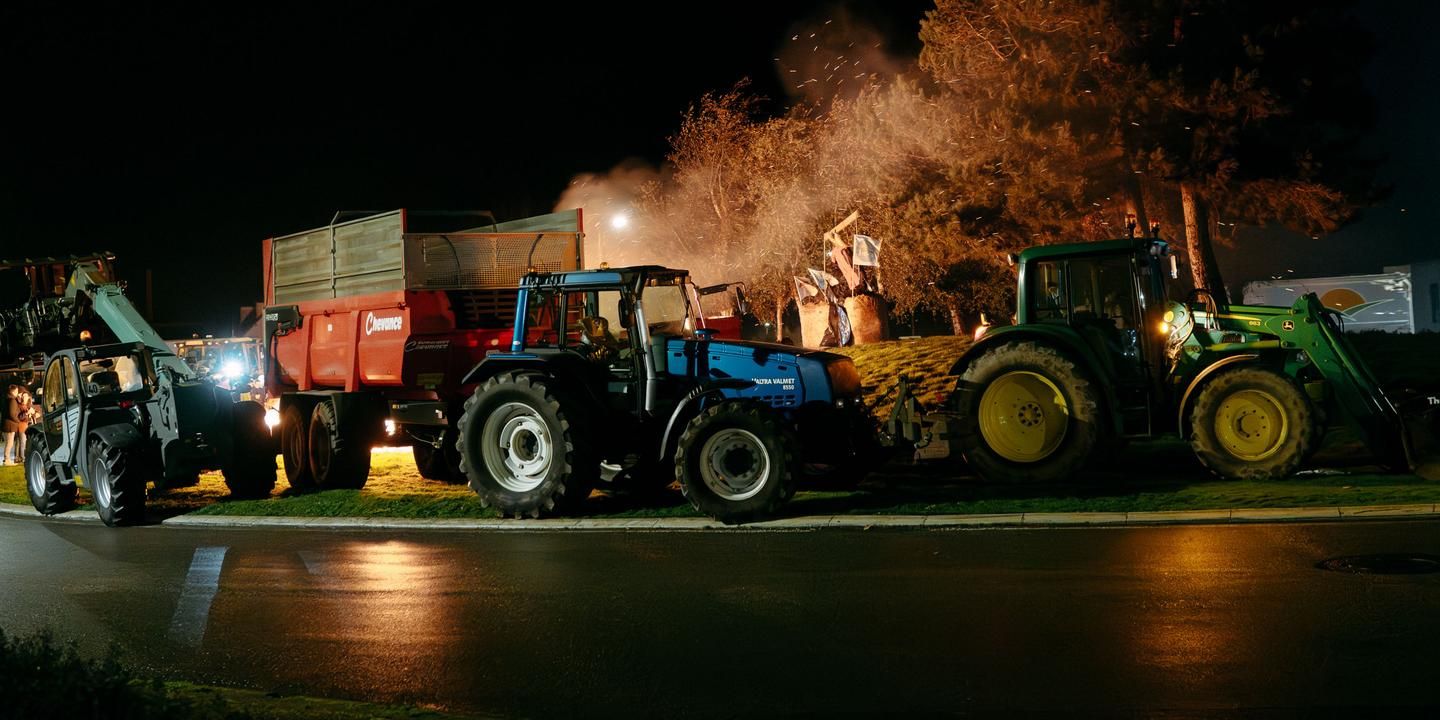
15,387,35,464
2,385,23,465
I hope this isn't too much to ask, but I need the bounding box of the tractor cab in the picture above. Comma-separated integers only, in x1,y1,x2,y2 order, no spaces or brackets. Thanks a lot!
503,266,702,418
1014,238,1175,435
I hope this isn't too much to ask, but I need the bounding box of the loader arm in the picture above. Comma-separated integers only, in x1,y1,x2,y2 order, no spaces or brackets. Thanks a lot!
66,261,195,380
1296,294,1410,469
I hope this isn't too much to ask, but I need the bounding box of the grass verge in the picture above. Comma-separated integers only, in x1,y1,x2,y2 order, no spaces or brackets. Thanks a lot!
4,442,1438,521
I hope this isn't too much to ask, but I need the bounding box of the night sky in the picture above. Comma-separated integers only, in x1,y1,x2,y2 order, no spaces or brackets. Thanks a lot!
0,1,1434,332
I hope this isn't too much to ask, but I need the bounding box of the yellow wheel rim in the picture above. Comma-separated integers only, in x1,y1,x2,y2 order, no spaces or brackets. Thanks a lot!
1214,389,1288,461
978,371,1070,463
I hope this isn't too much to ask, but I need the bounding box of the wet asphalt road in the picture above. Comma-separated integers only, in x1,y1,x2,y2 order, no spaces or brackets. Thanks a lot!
2,516,1439,717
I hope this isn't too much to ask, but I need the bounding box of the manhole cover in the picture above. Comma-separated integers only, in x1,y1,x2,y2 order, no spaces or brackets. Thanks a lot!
1316,554,1440,575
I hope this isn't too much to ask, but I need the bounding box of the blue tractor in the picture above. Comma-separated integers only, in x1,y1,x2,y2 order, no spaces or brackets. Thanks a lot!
455,266,874,523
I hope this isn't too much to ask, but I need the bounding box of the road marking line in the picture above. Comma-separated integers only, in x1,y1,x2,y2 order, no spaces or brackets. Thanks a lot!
168,546,227,648
298,550,325,575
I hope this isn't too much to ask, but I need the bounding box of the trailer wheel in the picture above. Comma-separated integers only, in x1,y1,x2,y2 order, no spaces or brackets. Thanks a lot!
281,403,315,491
308,400,371,490
457,372,596,518
676,401,796,524
85,436,146,527
223,400,277,499
25,441,76,515
951,341,1101,484
1189,367,1318,480
413,427,465,483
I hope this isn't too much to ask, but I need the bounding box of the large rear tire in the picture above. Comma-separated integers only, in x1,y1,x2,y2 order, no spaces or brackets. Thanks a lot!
308,400,371,490
676,401,796,524
223,400,278,499
457,372,596,518
25,440,76,515
281,403,315,491
84,436,146,527
1189,367,1318,480
951,341,1101,484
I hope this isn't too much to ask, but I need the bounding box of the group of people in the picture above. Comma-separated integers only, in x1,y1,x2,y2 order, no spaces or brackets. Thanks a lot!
2,383,39,466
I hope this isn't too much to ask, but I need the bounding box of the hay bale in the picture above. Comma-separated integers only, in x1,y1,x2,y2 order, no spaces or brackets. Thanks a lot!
844,294,887,345
799,298,835,348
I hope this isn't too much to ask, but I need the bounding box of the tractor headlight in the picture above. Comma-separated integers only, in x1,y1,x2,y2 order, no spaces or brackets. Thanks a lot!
221,360,244,380
264,409,280,429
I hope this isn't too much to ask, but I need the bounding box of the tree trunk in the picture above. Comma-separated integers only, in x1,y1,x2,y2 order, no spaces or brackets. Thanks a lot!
1121,162,1149,236
774,300,785,343
948,304,965,336
1180,181,1229,305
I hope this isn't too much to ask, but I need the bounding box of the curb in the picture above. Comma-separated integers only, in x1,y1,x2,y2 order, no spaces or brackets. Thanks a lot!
4,501,1438,531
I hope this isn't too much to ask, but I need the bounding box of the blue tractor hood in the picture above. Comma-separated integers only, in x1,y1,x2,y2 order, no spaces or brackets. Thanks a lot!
661,336,861,406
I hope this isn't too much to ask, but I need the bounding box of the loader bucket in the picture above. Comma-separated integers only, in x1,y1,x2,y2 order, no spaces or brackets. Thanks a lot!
1301,297,1438,478
1397,393,1440,481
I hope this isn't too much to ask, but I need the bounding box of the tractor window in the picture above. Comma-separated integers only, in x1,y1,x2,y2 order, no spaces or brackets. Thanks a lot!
643,284,694,337
62,357,79,403
1029,261,1068,322
1066,257,1138,328
590,291,631,344
42,359,68,413
1095,258,1138,329
79,356,147,396
521,290,564,347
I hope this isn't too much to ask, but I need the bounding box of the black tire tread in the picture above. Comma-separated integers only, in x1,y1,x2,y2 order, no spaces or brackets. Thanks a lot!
460,371,596,518
87,436,146,527
281,403,315,491
1189,367,1318,481
25,442,76,515
309,400,371,490
457,372,595,518
675,400,797,524
951,341,1101,484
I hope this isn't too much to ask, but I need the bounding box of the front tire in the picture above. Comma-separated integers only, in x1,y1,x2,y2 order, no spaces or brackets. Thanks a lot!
457,372,596,518
676,401,796,524
223,401,278,499
84,436,146,527
308,400,371,490
951,341,1101,484
1189,367,1318,480
25,441,76,515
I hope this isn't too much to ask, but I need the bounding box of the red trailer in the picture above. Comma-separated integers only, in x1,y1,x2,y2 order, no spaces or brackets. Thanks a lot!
263,209,584,489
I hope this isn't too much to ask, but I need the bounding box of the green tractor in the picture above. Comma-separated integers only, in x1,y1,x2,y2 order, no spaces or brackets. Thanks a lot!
945,236,1437,483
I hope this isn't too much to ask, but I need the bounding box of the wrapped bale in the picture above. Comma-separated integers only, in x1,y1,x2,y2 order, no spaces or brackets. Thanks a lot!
844,294,887,345
799,297,835,348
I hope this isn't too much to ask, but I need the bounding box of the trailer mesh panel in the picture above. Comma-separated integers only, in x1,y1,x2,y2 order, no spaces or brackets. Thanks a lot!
405,233,581,290
270,212,582,303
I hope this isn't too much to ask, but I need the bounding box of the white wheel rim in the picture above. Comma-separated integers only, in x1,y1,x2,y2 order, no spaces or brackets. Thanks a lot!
483,402,553,492
699,428,770,502
26,452,47,498
90,456,111,509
